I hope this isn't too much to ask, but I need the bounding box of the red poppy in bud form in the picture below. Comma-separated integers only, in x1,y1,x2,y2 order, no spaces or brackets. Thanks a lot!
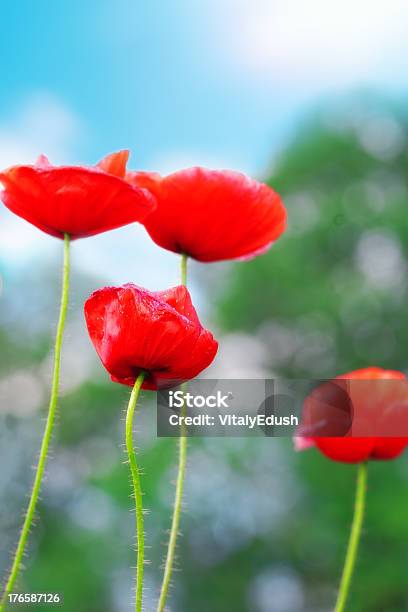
295,367,408,463
127,167,286,262
0,151,156,239
84,283,218,390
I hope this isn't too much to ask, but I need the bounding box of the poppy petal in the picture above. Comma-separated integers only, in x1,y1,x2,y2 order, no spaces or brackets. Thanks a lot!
371,438,408,460
129,167,287,262
0,154,156,240
84,284,218,390
296,367,408,463
314,437,375,463
97,150,129,178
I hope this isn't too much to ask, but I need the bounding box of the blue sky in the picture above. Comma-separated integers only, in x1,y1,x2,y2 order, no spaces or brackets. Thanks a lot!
3,0,406,174
0,0,300,173
0,0,408,287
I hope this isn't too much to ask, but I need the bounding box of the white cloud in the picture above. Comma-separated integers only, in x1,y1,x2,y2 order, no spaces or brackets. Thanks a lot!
0,92,80,167
72,224,181,289
200,0,408,92
0,93,81,263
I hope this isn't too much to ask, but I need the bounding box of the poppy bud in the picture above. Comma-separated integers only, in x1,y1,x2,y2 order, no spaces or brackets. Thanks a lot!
84,283,218,390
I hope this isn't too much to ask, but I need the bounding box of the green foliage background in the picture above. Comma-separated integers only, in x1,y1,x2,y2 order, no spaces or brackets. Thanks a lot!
1,95,408,611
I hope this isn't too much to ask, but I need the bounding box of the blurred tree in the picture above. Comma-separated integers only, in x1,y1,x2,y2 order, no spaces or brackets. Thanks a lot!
215,95,408,612
219,95,408,379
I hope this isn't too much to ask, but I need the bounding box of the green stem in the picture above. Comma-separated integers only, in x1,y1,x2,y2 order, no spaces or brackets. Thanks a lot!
334,462,368,612
156,255,188,612
0,233,70,610
180,252,188,286
125,371,146,612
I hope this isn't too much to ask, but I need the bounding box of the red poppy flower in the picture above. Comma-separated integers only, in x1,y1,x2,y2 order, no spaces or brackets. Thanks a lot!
0,151,156,239
127,167,286,262
84,283,218,390
296,367,408,463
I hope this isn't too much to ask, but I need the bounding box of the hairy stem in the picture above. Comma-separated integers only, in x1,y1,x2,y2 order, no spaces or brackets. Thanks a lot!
125,371,146,612
156,254,188,612
0,233,71,609
334,462,368,612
